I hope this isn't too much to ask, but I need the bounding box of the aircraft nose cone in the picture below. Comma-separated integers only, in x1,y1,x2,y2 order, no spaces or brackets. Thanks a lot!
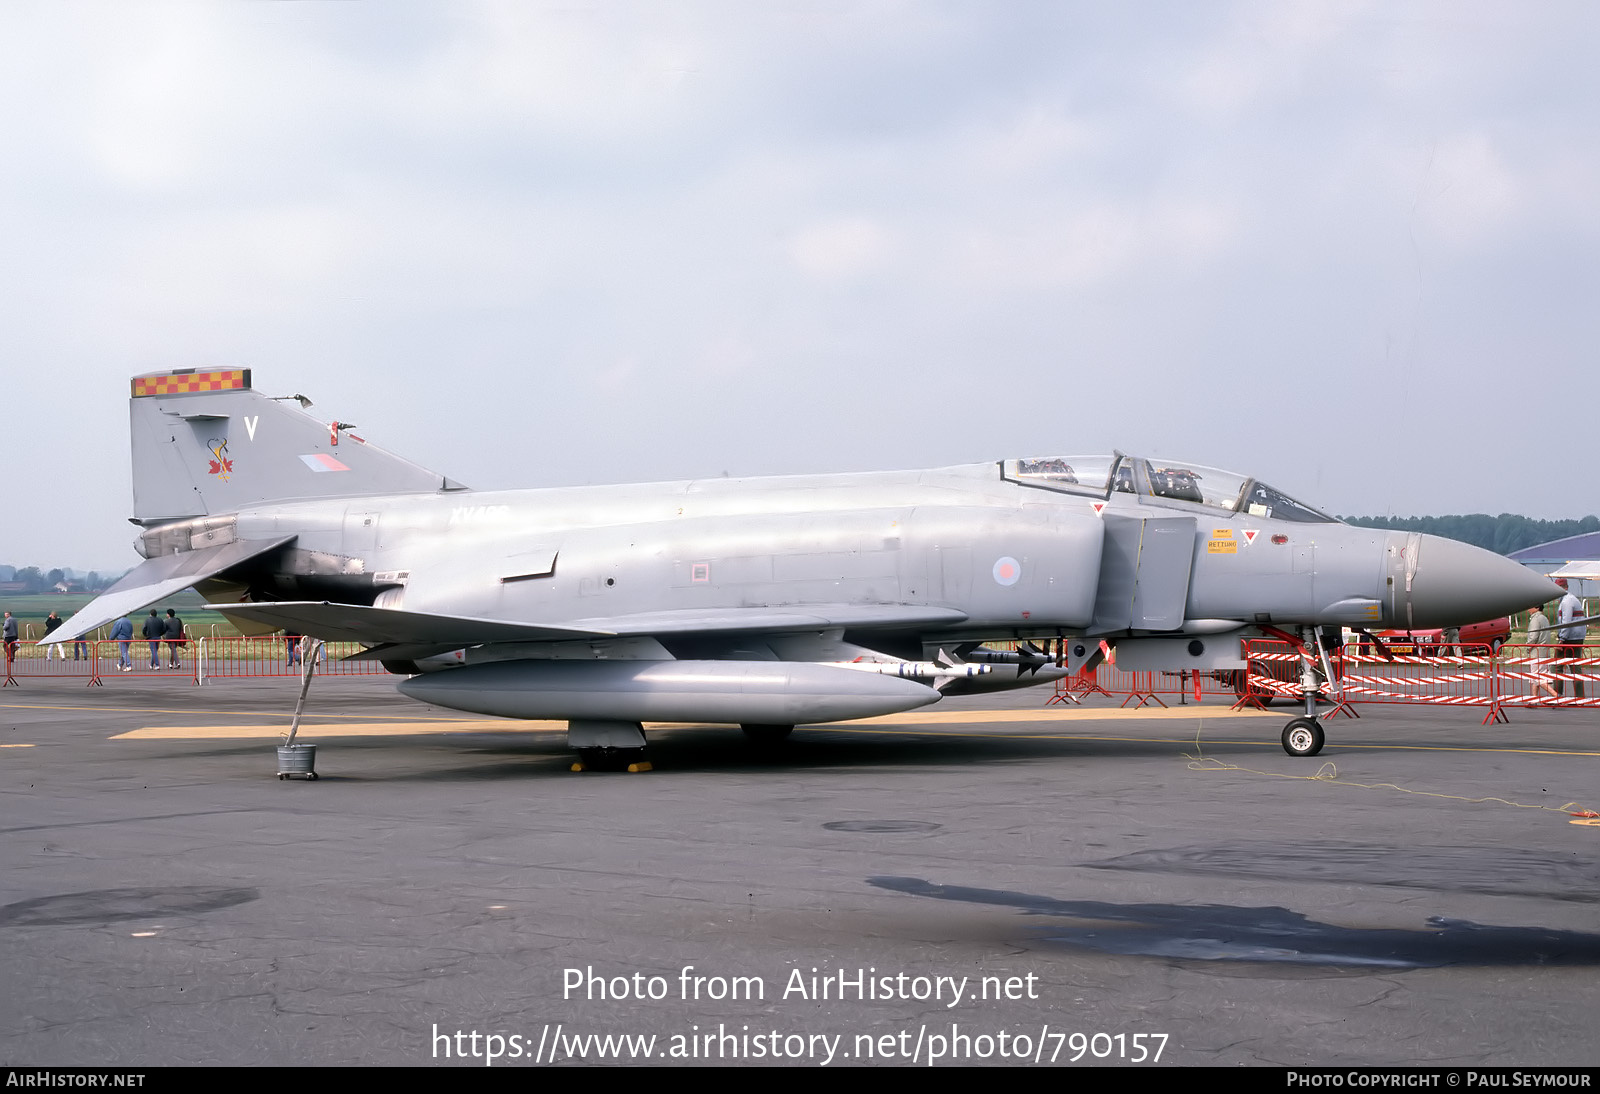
1405,534,1562,628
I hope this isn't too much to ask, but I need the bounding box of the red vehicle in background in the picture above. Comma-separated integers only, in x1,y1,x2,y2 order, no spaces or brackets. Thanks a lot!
1369,617,1511,656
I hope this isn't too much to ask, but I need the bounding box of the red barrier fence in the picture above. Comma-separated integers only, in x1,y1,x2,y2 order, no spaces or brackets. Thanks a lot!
1048,638,1596,723
199,637,386,679
1050,662,1249,707
3,637,387,686
7,631,1593,720
2,639,101,684
1334,643,1498,720
1493,644,1599,713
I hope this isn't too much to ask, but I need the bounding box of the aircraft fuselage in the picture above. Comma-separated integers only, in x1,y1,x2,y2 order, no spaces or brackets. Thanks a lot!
185,462,1434,646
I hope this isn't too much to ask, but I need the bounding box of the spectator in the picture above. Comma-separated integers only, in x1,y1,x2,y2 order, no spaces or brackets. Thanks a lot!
163,609,185,669
1526,604,1560,701
109,614,134,672
1554,578,1587,699
43,611,66,661
142,610,162,668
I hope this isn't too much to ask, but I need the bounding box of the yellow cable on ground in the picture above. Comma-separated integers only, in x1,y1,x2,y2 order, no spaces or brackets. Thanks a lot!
1182,720,1596,819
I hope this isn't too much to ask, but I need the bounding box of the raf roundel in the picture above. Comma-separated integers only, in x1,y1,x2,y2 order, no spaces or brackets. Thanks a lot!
992,556,1022,586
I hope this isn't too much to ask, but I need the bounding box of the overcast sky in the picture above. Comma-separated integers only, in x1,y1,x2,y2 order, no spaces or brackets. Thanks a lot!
3,1,1596,571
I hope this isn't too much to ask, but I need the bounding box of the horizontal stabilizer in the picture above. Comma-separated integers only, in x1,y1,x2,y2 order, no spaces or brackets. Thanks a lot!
39,536,296,644
208,601,617,646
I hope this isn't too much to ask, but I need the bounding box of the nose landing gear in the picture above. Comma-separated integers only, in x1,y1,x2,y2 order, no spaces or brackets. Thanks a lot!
1281,717,1325,757
1267,624,1336,757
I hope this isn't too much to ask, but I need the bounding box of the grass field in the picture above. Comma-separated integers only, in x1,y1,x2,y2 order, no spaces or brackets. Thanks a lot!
0,588,239,641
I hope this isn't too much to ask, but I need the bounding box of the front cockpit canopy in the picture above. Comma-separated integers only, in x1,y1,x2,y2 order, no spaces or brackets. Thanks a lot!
1005,454,1336,523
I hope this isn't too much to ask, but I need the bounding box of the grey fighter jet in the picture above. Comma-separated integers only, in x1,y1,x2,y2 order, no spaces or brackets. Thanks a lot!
47,369,1559,762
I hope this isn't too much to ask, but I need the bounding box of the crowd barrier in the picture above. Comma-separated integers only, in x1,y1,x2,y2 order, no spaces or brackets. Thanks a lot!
1493,643,1599,713
1048,638,1596,723
200,637,386,679
8,632,1594,719
1049,660,1248,708
0,639,102,683
2,637,387,686
1331,641,1497,721
1230,639,1360,720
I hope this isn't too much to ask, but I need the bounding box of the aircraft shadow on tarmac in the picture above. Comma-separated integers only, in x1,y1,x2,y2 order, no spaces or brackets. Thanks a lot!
166,725,1262,782
1085,842,1600,904
868,876,1600,969
0,886,260,927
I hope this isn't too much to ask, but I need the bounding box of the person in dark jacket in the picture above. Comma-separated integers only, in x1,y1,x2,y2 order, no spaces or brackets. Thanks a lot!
2,611,18,666
142,610,162,668
43,611,65,662
163,609,185,668
109,614,134,671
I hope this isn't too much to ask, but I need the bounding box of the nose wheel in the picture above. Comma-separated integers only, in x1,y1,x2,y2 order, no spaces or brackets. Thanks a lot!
1281,717,1325,757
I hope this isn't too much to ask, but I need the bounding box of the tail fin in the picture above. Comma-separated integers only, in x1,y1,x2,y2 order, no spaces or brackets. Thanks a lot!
130,368,466,522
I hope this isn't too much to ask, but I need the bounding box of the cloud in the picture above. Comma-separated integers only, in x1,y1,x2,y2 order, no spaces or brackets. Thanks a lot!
788,216,895,279
5,2,1600,566
1411,132,1523,249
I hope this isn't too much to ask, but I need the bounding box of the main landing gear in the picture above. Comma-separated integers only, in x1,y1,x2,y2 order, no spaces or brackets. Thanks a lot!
741,724,793,746
573,748,652,773
568,720,653,772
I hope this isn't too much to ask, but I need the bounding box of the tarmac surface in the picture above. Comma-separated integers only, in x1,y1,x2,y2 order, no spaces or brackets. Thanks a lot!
2,673,1598,1067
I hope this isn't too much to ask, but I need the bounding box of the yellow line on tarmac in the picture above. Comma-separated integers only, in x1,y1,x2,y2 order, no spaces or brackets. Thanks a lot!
834,705,1277,726
0,702,472,722
1281,741,1600,758
815,725,1600,757
105,718,1600,757
116,720,562,740
114,704,1276,740
0,743,36,748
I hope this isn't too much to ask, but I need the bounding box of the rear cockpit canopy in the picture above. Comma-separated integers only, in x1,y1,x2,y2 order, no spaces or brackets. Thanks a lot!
1004,454,1337,524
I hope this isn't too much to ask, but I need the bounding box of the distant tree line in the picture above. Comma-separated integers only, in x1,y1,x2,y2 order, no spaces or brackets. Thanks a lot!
1340,514,1600,556
0,566,118,594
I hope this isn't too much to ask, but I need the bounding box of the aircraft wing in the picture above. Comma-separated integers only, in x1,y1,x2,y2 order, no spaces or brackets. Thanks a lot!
40,536,297,644
208,601,617,646
216,601,969,656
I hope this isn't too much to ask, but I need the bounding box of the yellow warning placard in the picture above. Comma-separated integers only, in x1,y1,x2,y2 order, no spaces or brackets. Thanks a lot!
1207,539,1238,554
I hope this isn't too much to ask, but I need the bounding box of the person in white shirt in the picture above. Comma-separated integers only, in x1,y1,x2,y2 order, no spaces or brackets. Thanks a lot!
1554,578,1587,699
1526,605,1560,701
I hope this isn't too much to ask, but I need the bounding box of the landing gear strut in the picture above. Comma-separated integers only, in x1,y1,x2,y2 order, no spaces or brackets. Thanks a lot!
276,639,324,779
1279,625,1327,757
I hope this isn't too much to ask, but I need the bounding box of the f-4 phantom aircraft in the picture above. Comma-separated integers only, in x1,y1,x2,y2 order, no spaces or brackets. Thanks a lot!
50,369,1558,762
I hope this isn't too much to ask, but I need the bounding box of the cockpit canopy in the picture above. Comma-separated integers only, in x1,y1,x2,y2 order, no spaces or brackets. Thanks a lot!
1005,454,1337,523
